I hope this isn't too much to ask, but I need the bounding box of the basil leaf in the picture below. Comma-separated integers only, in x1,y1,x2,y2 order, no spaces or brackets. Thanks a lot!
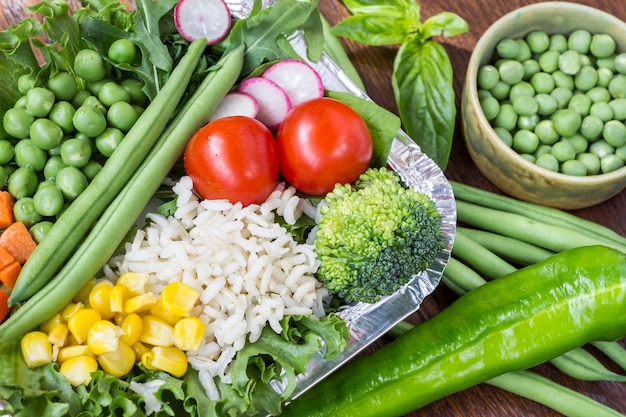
342,0,414,15
330,14,410,46
392,40,455,169
422,11,470,39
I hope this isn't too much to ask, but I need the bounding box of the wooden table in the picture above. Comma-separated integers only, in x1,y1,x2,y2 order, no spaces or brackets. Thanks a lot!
318,0,626,415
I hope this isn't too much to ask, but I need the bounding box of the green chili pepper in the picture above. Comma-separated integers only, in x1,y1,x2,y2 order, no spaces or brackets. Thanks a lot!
281,245,626,417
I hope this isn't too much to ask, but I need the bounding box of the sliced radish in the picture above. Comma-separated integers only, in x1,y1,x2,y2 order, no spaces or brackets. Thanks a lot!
238,77,292,130
209,91,259,121
262,59,324,107
174,0,231,45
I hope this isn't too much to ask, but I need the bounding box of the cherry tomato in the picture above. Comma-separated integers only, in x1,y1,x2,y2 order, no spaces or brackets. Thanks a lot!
276,97,373,195
183,116,279,206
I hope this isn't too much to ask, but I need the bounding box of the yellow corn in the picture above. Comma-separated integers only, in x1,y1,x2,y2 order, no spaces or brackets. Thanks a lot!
117,272,149,296
124,292,158,314
160,282,200,317
73,277,96,305
57,345,94,364
174,317,205,352
39,313,63,334
142,346,188,378
87,320,122,355
21,331,53,368
150,298,182,326
97,341,136,378
47,323,69,347
119,313,143,346
109,284,131,313
60,302,85,322
132,341,151,362
139,315,175,347
89,280,116,319
67,308,102,345
59,355,99,386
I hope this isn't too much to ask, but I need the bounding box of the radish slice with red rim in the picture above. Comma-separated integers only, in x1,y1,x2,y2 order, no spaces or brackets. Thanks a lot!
262,59,324,107
238,77,292,130
174,0,232,45
209,91,260,121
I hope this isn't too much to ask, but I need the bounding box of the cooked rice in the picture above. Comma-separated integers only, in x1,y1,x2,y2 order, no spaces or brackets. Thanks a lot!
105,177,328,400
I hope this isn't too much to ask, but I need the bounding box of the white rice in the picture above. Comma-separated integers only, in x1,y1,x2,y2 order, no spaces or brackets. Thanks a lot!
105,177,328,399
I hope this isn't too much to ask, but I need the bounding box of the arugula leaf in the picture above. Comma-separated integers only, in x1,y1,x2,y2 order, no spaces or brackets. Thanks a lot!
331,0,468,169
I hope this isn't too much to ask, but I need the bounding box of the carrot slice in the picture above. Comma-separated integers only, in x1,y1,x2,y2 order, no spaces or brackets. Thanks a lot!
0,289,9,323
0,246,15,270
0,222,37,264
0,261,21,291
0,191,15,229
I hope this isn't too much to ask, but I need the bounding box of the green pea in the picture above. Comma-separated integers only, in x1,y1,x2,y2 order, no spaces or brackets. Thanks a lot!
535,153,559,172
567,30,592,54
29,220,54,244
60,138,92,168
107,101,139,132
95,127,124,157
552,109,582,137
17,73,41,95
535,144,553,158
562,133,588,154
56,166,88,200
558,50,581,75
513,130,539,154
82,96,107,115
597,67,614,88
14,139,47,171
549,34,568,52
616,144,626,161
574,66,598,91
73,105,107,137
493,103,518,131
81,160,103,182
74,48,107,82
530,72,555,94
589,139,615,158
550,87,573,109
589,101,614,122
498,59,525,85
0,140,14,165
87,77,114,97
601,154,624,173
480,96,500,121
535,93,558,116
490,81,511,100
596,56,617,71
551,140,577,162
43,155,68,180
98,81,131,107
580,114,604,140
515,39,532,61
590,34,616,59
568,93,592,116
107,38,137,65
25,87,56,117
509,81,535,101
551,70,574,90
48,101,76,134
8,166,38,199
561,159,587,176
527,30,550,54
520,153,536,163
13,197,42,228
121,78,148,107
518,114,540,131
3,107,34,139
522,59,541,80
512,94,538,116
608,75,626,98
577,152,601,175
47,71,78,101
602,120,626,147
586,86,611,103
615,53,626,75
33,183,64,217
29,118,63,151
71,89,91,108
494,126,513,147
496,38,521,59
539,50,560,73
535,119,560,145
478,89,493,100
609,98,626,120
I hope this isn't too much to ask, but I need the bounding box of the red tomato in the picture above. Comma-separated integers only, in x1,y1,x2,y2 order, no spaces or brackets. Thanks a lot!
183,116,279,206
276,97,373,195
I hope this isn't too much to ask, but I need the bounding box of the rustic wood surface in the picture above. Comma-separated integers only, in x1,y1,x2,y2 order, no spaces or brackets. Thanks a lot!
318,0,626,416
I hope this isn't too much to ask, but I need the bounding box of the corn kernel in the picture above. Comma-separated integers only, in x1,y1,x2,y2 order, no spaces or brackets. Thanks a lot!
87,320,122,355
89,280,115,319
150,298,182,326
117,272,149,296
174,317,206,352
132,341,151,362
142,346,188,378
39,313,63,334
140,315,175,347
124,293,158,314
160,282,200,317
119,313,143,346
57,345,94,364
73,277,96,305
21,331,53,368
110,284,131,313
61,302,85,322
97,341,136,378
47,323,69,347
67,308,102,345
59,355,99,386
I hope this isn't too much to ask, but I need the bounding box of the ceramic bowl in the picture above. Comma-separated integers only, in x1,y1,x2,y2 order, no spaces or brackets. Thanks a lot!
462,2,626,210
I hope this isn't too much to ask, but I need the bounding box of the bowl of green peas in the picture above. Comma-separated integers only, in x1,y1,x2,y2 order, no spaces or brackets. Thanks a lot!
462,1,626,209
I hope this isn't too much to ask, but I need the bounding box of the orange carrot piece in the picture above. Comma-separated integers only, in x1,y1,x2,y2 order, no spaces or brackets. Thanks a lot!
0,246,15,270
0,289,9,323
0,261,21,291
0,222,37,265
0,191,15,229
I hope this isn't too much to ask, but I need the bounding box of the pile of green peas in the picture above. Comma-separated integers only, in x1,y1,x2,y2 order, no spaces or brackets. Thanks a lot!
478,29,626,177
1,39,147,241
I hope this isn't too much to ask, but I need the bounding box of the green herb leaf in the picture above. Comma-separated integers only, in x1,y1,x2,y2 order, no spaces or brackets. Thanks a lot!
330,14,410,46
392,39,455,169
421,11,469,40
342,0,415,15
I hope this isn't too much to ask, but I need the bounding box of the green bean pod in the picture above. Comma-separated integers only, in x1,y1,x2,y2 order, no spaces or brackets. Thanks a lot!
282,245,626,417
0,45,244,344
7,39,209,305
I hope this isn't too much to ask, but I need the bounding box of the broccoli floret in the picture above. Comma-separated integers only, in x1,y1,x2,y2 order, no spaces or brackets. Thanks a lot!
314,167,444,304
